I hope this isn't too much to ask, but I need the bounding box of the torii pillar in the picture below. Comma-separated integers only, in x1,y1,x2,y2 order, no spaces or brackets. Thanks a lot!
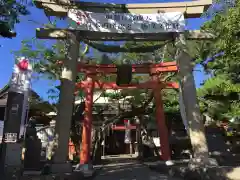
177,46,217,168
79,76,94,166
51,32,80,173
153,75,171,161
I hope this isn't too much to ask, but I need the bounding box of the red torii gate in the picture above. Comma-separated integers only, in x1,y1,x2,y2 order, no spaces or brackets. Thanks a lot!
75,61,178,163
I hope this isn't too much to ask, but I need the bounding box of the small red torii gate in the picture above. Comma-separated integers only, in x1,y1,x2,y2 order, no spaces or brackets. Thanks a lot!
75,61,178,164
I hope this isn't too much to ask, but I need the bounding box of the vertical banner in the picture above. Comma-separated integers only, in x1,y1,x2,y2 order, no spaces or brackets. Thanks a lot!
124,119,131,144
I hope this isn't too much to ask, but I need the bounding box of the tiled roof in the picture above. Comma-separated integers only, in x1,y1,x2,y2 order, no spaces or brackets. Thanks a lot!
0,83,39,107
0,83,9,100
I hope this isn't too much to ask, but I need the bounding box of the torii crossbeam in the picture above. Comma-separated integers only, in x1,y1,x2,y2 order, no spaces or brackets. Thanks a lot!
77,61,178,74
34,0,212,18
76,80,179,90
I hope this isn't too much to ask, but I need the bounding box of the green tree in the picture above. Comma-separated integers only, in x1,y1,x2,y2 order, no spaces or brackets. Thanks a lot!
198,75,240,119
197,0,240,119
0,0,29,38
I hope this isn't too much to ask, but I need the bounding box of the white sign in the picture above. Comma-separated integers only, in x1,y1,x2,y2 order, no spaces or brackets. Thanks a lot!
124,120,131,144
124,129,131,144
11,104,19,114
68,10,185,33
153,137,160,147
4,133,17,143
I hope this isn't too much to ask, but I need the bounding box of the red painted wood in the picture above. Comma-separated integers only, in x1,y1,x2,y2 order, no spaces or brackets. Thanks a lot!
153,75,171,161
76,80,179,90
77,62,178,74
80,77,94,164
111,125,136,130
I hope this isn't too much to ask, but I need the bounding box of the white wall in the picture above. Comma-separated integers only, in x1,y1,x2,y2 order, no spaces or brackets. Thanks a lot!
0,121,3,143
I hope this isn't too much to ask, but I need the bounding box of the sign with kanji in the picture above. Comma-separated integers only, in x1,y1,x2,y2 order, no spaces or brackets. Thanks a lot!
68,10,185,34
4,133,17,143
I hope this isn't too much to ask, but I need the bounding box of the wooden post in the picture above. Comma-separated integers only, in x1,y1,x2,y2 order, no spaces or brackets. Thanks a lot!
102,130,105,158
153,76,171,161
137,124,143,158
80,76,94,164
52,32,79,172
135,117,142,158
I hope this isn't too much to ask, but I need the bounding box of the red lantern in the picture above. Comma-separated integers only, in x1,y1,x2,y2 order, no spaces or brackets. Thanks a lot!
17,59,29,71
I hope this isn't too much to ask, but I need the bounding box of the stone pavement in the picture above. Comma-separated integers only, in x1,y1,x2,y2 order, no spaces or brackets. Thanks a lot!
92,161,181,180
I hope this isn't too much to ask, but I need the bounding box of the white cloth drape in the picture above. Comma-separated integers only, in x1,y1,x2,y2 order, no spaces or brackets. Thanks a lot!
179,86,189,135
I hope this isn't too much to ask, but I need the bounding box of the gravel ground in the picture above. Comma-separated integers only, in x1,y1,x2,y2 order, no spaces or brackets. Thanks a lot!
92,161,181,180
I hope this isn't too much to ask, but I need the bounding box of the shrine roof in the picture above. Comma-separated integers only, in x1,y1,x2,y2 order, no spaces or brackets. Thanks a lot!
0,83,39,107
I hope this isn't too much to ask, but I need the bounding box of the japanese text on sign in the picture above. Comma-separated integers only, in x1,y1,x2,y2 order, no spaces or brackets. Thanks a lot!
68,10,185,34
4,133,18,143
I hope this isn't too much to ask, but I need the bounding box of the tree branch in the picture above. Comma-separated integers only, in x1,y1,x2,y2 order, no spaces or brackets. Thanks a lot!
99,91,154,131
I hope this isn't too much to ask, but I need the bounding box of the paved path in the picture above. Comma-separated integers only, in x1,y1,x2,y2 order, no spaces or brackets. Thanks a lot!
93,161,181,180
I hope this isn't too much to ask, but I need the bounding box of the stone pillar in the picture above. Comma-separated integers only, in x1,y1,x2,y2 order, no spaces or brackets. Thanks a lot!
177,50,217,168
51,32,79,172
0,58,32,178
153,76,171,161
0,92,24,178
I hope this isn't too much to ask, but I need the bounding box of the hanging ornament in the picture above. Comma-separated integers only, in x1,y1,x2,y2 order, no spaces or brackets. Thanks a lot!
17,59,29,71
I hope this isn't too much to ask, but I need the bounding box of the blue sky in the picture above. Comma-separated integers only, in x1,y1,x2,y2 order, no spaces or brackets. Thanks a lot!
0,0,210,101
